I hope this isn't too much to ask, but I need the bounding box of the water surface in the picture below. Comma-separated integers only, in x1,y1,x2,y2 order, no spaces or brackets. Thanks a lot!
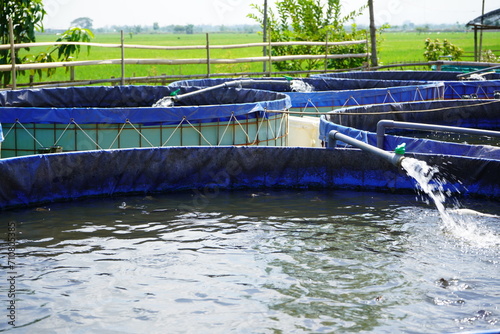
1,190,499,333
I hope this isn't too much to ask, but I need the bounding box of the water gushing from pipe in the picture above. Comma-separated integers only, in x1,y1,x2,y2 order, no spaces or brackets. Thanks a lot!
401,157,500,248
328,130,499,247
290,80,314,92
152,96,175,108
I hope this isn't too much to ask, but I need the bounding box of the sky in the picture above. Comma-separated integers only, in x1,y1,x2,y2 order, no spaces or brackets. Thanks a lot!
42,0,498,30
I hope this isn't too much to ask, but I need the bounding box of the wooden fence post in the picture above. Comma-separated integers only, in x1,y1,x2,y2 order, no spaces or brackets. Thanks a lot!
206,33,211,78
267,28,272,77
324,32,329,73
121,30,125,85
9,18,16,90
0,39,374,86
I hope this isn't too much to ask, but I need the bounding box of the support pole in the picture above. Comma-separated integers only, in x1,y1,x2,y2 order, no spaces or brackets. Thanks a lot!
474,27,478,61
368,0,378,67
120,30,125,85
9,18,16,90
263,0,268,73
267,26,272,77
324,32,329,73
206,33,211,78
479,0,485,61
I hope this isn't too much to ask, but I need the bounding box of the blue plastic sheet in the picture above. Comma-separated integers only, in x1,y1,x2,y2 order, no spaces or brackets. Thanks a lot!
170,77,444,109
314,70,500,81
1,146,499,210
0,85,291,124
321,121,500,160
0,123,3,142
313,71,500,99
319,99,500,160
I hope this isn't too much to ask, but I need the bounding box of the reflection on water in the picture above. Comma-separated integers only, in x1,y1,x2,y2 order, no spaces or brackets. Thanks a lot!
0,190,499,333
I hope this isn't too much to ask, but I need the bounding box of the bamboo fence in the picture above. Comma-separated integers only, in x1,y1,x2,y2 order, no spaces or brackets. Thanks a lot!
0,26,371,89
1,28,499,90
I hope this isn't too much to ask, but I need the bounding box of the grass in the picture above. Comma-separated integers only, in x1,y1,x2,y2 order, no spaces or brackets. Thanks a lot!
379,31,500,65
12,31,500,86
17,33,264,85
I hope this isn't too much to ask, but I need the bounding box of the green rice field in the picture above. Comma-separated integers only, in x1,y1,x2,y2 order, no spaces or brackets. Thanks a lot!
12,31,500,86
379,31,500,65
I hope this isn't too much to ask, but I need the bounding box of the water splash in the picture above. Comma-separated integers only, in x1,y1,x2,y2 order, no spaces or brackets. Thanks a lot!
465,73,487,81
152,96,175,108
290,80,314,93
401,157,500,248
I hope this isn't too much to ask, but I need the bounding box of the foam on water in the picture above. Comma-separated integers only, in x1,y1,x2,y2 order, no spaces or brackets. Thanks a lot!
401,157,500,248
290,80,314,92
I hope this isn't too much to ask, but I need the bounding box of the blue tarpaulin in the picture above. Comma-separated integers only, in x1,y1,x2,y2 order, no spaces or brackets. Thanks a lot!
314,70,500,81
170,77,444,109
0,85,291,124
1,146,499,210
320,99,500,159
314,71,500,99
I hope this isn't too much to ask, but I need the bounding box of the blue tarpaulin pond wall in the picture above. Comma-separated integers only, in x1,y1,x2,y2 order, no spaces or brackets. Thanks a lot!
0,85,291,158
1,146,499,210
314,71,500,100
169,77,444,113
320,99,500,160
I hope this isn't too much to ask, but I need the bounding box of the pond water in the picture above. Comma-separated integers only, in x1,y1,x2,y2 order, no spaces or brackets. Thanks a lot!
1,190,499,333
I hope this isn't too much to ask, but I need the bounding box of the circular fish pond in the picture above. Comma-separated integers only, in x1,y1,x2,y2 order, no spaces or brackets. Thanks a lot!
170,77,443,147
169,77,444,114
0,85,290,158
314,70,500,100
320,99,500,155
0,142,498,333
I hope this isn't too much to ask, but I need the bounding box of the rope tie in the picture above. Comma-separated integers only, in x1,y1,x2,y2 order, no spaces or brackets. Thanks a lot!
303,98,321,115
72,120,103,150
251,109,269,145
183,118,213,146
413,87,424,102
162,119,184,147
107,122,128,149
341,96,360,108
219,114,233,145
126,120,155,147
230,113,251,144
3,122,19,139
267,100,499,116
8,120,45,148
383,90,397,104
264,110,276,139
53,122,73,146
476,85,488,98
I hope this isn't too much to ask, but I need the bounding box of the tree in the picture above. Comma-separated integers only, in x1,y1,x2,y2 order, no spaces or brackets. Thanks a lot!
248,0,368,72
173,25,186,34
423,38,463,62
71,17,93,30
0,0,46,87
153,22,160,32
23,27,95,79
185,24,194,35
1,1,94,87
415,25,429,35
